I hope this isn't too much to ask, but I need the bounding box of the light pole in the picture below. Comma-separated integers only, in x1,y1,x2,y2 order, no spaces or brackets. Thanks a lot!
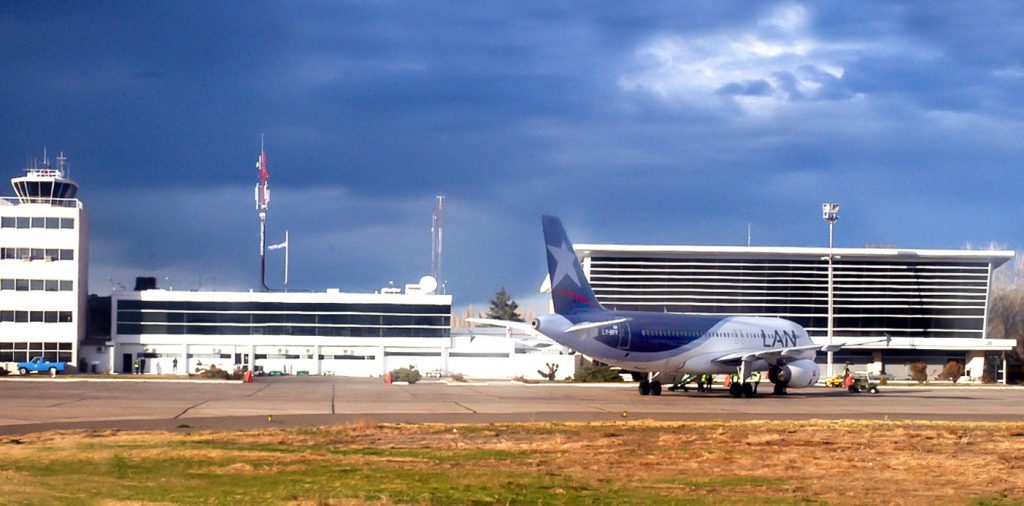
822,203,840,377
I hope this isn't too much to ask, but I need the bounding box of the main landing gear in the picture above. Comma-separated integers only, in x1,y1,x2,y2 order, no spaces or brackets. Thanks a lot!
638,372,662,396
728,381,755,398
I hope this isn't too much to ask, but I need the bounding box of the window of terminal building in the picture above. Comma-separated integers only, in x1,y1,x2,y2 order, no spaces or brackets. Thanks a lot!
0,278,73,292
0,341,72,363
0,248,72,261
0,216,74,229
0,310,72,323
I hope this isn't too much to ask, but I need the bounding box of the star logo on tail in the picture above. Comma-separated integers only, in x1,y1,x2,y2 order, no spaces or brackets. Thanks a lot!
547,240,581,287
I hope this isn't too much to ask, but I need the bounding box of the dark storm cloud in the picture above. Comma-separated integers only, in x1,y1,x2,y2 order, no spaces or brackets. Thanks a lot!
2,1,1023,308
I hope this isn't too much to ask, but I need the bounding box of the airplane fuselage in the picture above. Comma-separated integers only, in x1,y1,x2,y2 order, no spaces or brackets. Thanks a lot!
535,310,814,374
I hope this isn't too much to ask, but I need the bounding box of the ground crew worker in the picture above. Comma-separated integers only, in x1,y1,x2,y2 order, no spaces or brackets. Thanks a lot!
703,374,713,392
751,371,762,394
696,374,706,392
133,359,140,375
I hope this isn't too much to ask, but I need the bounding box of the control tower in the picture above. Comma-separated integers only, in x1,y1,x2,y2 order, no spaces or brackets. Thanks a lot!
0,151,88,370
11,151,80,204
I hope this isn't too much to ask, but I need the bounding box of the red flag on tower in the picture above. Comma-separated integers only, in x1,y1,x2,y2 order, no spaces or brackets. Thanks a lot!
256,141,270,207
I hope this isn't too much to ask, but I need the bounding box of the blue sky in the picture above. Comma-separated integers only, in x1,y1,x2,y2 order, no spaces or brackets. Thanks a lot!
2,1,1023,312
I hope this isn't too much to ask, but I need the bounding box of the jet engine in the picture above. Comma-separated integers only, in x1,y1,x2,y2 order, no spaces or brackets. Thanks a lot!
767,359,820,388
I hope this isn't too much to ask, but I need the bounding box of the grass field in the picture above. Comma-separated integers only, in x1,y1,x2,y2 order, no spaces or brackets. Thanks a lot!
2,420,1023,505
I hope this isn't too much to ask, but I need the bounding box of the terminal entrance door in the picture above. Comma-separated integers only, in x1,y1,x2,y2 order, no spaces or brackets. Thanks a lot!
122,353,132,374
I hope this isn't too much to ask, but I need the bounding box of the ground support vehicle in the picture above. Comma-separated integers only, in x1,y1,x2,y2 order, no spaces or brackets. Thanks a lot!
847,372,883,393
16,357,67,376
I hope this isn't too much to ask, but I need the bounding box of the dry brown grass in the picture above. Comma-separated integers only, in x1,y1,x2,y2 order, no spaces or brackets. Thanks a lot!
1,419,1022,505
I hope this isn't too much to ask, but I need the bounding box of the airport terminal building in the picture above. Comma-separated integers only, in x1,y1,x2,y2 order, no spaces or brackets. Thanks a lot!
88,282,574,379
573,243,1016,381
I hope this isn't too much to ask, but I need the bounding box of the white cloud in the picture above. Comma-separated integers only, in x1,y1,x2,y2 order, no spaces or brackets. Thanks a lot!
618,4,856,114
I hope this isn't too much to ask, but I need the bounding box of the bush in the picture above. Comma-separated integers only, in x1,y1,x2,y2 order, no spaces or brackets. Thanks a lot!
909,361,928,383
0,367,8,376
938,360,964,382
574,365,624,383
449,373,466,382
196,364,230,379
391,366,421,384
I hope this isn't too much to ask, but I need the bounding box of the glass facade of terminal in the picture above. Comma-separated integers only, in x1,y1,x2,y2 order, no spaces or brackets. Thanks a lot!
587,255,991,340
115,299,452,338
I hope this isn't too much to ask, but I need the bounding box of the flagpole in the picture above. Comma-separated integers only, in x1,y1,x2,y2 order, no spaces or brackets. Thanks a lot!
284,229,289,292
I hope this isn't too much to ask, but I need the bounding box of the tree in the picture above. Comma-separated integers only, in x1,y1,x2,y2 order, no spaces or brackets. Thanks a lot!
484,286,524,322
989,289,1024,363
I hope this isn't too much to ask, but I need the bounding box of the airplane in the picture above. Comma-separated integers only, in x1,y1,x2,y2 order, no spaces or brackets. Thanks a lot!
468,215,841,398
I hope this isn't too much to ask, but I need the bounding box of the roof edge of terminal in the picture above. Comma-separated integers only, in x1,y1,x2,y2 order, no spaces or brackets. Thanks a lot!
575,243,1015,266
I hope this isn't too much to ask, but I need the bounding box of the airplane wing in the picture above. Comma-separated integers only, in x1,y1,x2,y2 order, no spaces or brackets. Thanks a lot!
712,343,843,367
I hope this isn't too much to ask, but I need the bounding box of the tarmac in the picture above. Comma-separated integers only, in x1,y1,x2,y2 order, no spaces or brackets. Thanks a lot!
1,375,1022,434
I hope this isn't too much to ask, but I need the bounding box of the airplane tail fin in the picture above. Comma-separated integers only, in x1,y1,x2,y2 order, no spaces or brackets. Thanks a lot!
542,215,604,315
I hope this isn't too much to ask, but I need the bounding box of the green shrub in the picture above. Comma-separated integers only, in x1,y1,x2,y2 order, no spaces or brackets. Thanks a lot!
574,365,624,383
909,361,928,383
392,366,422,384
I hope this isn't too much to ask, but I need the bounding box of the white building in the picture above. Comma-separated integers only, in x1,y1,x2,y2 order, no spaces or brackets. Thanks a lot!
0,153,88,369
573,242,1015,381
106,285,575,379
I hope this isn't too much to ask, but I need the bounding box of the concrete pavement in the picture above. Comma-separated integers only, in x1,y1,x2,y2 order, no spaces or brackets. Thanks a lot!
1,376,1021,434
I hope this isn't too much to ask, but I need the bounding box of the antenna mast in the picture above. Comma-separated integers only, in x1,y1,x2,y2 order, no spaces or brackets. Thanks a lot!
255,135,271,291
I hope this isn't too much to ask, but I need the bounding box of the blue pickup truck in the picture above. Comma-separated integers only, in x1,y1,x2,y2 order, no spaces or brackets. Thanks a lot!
16,356,67,375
